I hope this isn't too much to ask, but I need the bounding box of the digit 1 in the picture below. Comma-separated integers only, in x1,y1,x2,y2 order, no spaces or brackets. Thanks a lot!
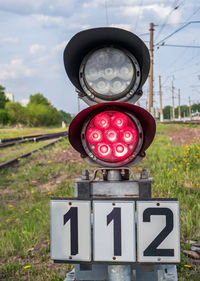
107,207,122,256
63,207,78,255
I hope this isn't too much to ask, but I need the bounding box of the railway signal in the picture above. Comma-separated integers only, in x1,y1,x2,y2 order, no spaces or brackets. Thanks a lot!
50,27,180,281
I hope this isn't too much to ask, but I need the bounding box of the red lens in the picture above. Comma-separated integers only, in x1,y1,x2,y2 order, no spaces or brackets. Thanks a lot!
95,143,112,159
111,112,128,129
104,128,119,143
85,110,138,163
94,113,111,130
86,128,103,144
120,126,138,144
113,143,130,160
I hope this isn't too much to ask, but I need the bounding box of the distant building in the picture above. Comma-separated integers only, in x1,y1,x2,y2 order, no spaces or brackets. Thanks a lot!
21,99,29,106
5,93,14,102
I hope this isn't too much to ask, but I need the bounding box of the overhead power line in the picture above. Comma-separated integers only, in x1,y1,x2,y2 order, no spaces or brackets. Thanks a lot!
155,0,184,41
155,21,200,46
159,44,200,48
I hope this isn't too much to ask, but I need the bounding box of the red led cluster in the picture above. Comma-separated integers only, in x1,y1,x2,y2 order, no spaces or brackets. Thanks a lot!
86,111,138,162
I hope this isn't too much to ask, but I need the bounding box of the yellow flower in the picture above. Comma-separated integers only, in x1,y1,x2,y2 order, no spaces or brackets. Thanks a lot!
186,163,190,165
31,190,35,194
48,192,52,195
173,168,177,171
9,204,13,208
24,265,31,269
12,216,16,219
25,210,29,214
48,161,52,163
7,218,10,222
184,264,191,268
18,158,21,161
194,156,197,159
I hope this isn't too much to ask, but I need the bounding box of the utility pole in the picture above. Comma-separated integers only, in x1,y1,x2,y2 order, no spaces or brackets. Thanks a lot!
159,75,163,122
172,81,175,121
189,96,192,120
77,96,80,113
148,22,154,114
178,89,181,120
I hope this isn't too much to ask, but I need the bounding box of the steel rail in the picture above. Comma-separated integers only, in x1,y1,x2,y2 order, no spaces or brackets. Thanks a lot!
0,136,67,170
0,131,68,148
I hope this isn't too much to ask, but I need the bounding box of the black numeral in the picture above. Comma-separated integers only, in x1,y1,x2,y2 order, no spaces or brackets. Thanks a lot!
107,207,122,256
143,207,174,256
63,207,78,255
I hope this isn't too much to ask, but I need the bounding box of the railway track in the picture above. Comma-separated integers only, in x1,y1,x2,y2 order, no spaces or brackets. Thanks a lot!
0,131,68,148
0,132,68,170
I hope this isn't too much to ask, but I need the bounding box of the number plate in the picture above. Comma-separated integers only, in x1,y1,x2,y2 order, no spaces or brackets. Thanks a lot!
50,199,91,261
93,201,136,262
137,201,180,263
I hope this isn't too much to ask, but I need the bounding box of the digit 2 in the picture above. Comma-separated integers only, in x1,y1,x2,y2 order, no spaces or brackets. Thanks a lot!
107,207,122,256
143,207,174,256
63,207,78,255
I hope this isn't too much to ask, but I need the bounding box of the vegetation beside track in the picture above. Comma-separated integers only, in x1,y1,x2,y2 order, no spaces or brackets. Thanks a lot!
0,124,199,280
0,127,66,139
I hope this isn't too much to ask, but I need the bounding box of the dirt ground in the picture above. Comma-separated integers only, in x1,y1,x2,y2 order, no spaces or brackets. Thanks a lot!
166,127,200,146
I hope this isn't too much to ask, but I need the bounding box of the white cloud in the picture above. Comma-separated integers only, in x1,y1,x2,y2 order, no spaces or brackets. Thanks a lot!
0,59,33,80
109,24,132,31
33,14,64,27
53,40,69,52
120,4,181,24
30,44,45,55
1,37,18,44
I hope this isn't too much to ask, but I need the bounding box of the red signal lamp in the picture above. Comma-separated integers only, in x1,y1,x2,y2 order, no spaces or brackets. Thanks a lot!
69,102,156,167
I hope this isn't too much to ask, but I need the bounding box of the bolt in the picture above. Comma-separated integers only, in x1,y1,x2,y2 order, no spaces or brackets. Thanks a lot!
82,170,89,180
140,168,149,179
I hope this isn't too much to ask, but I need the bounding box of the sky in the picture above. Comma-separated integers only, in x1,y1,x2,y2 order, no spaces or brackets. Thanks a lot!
0,0,200,114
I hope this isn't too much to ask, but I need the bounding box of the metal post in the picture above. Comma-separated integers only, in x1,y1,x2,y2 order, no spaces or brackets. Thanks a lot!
108,265,131,281
106,170,132,281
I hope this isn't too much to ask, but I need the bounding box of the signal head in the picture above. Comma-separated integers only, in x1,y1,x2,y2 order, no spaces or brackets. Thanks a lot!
64,27,150,105
69,103,156,167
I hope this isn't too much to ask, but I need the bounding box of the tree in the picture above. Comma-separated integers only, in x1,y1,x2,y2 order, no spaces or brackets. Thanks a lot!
27,103,62,126
0,85,8,109
29,93,49,106
163,106,171,120
59,110,73,124
0,109,9,125
5,102,27,125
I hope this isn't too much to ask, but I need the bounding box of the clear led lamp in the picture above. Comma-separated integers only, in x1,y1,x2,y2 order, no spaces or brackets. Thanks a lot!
79,47,141,102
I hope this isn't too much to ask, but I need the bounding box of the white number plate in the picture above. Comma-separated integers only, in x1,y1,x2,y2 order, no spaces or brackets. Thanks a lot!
50,199,180,263
93,201,136,262
50,200,91,261
137,201,180,263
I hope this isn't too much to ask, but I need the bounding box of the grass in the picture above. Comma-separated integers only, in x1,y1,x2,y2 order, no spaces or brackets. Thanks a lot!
0,127,66,139
0,123,199,280
0,140,57,164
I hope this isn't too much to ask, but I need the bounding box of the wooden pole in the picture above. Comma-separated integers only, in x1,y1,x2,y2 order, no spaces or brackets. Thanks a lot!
148,23,154,114
172,81,175,120
159,75,163,122
178,89,181,120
